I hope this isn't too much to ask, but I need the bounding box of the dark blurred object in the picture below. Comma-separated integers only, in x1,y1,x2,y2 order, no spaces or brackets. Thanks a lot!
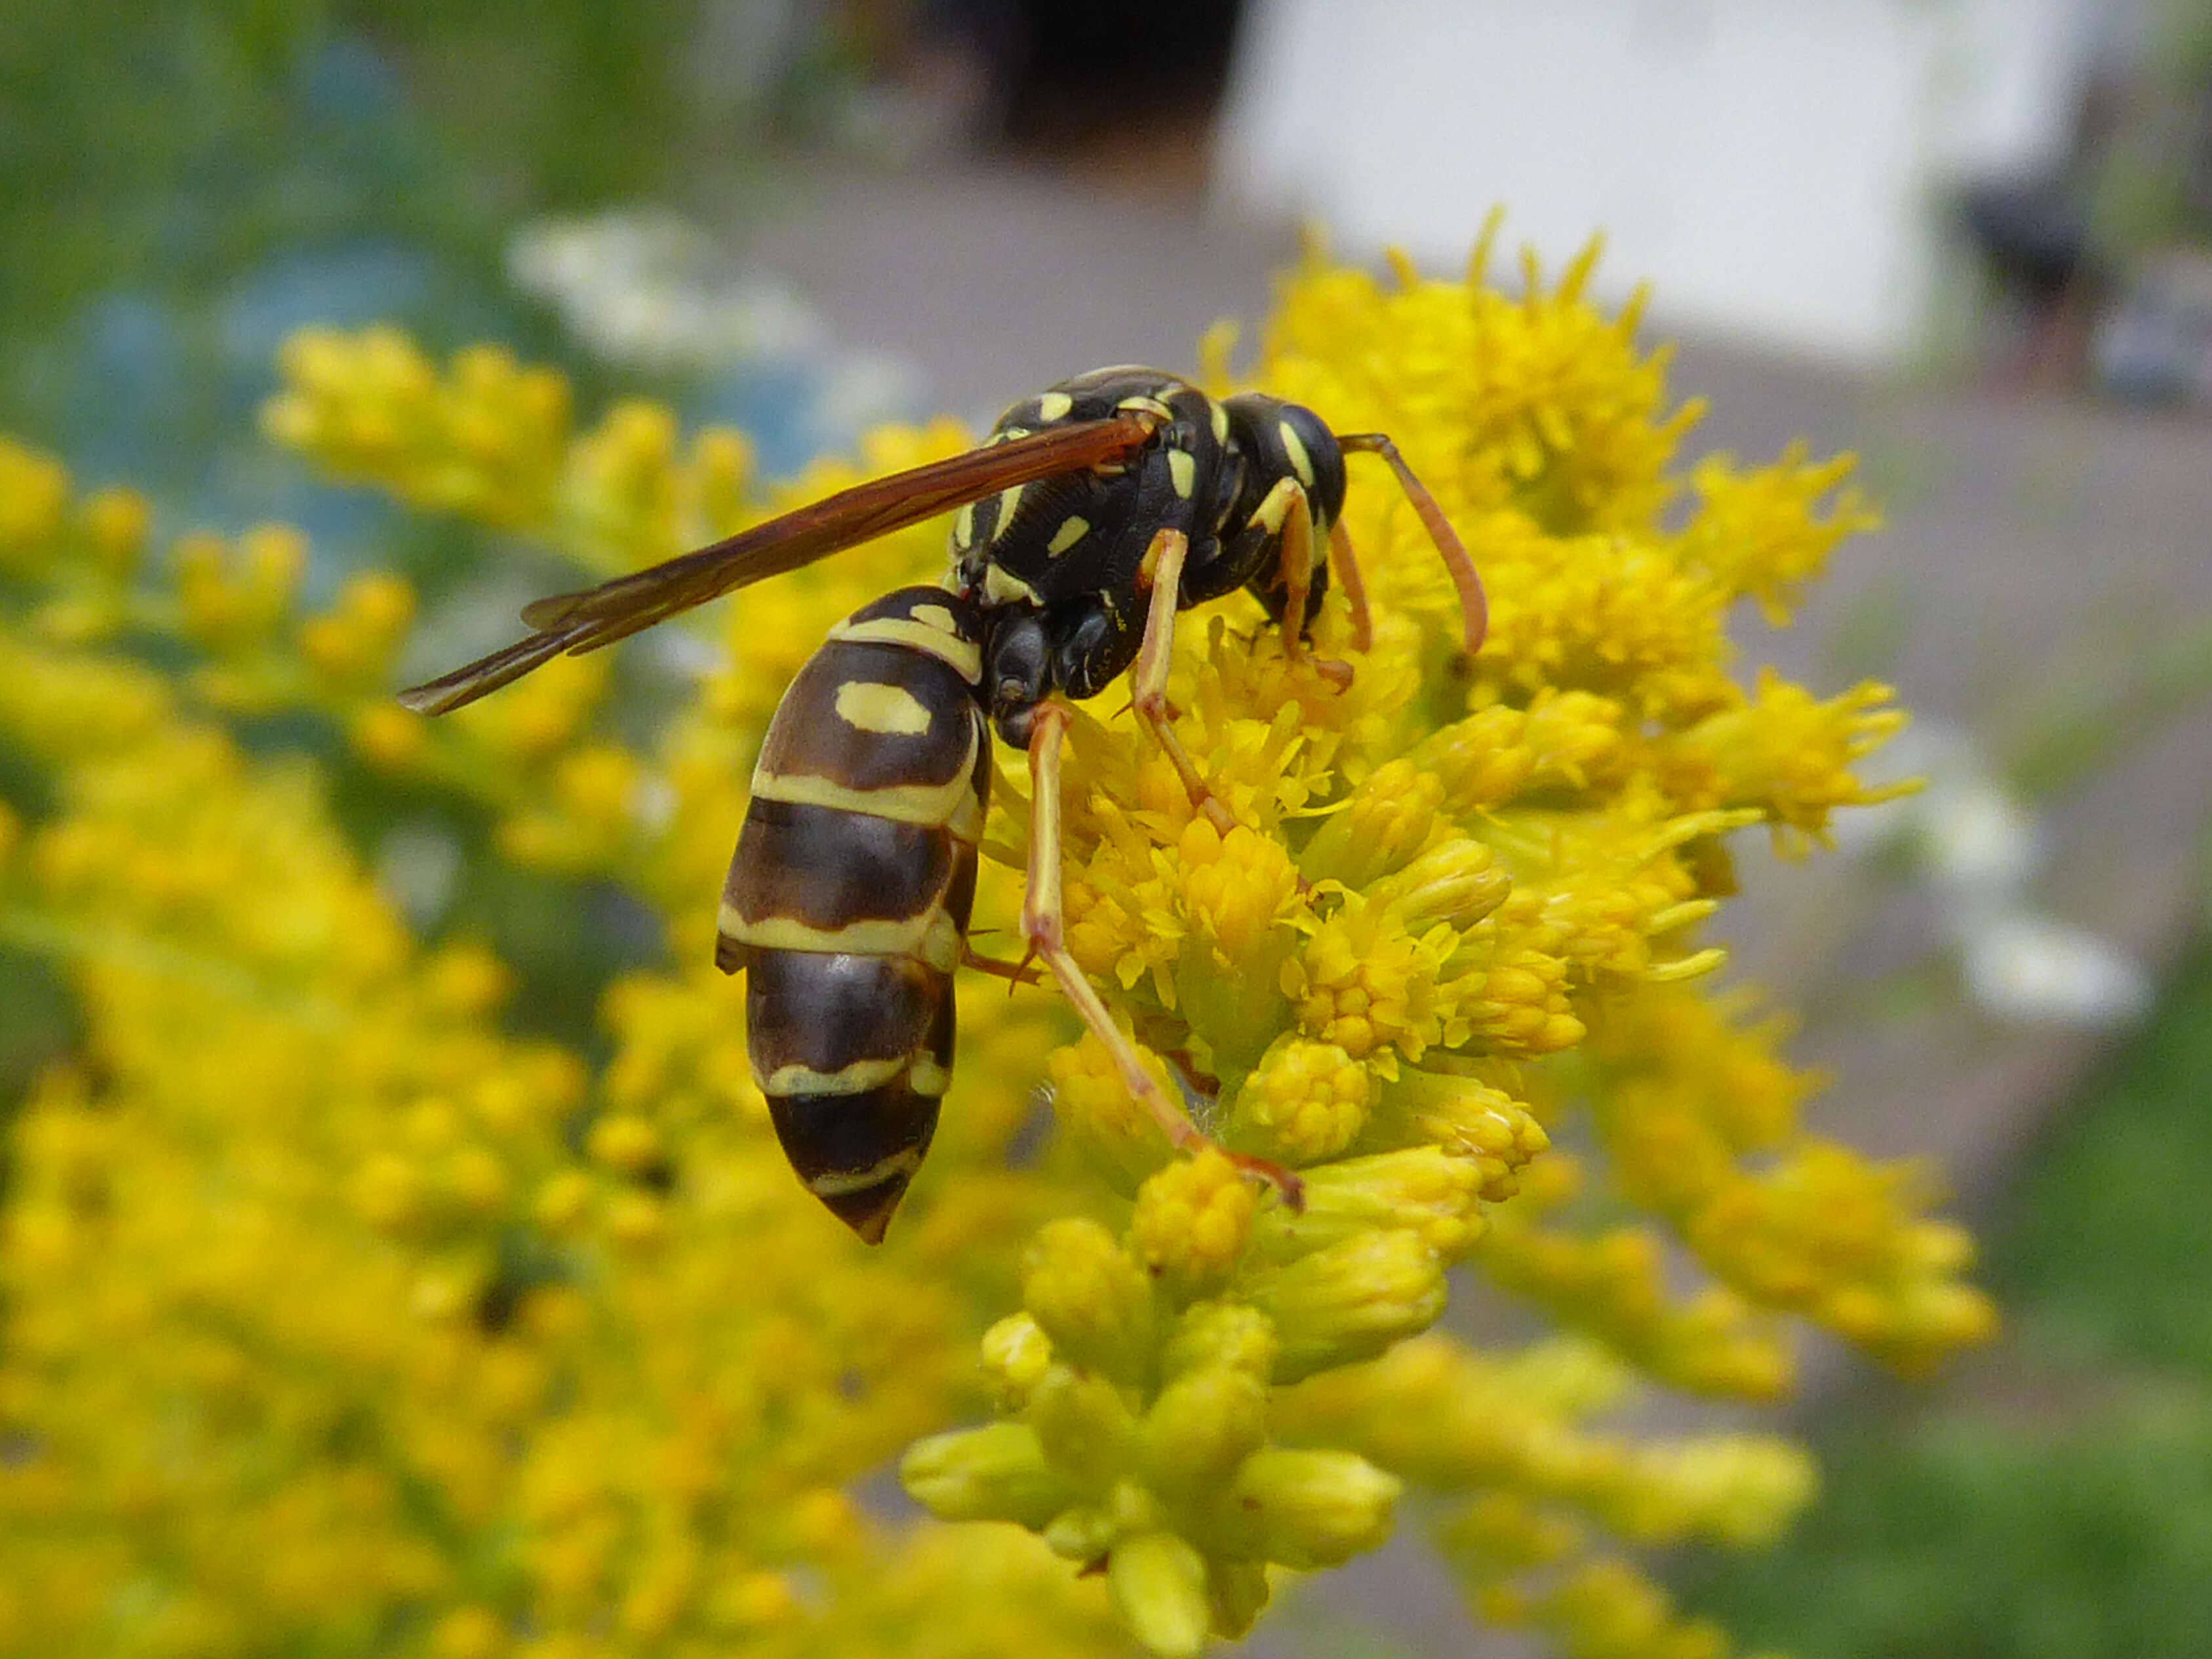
1958,175,2105,391
995,0,1243,148
1961,179,2097,308
898,0,1245,181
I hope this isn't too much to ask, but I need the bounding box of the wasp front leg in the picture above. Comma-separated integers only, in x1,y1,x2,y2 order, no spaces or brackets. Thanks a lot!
1023,702,1302,1207
1128,527,1238,834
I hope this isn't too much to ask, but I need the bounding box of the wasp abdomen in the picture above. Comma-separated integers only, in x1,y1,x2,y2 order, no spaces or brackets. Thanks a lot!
743,951,955,1239
715,587,991,1241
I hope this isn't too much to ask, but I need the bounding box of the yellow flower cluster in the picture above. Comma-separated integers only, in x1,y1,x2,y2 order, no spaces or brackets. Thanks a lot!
0,438,1104,1658
0,233,1993,1659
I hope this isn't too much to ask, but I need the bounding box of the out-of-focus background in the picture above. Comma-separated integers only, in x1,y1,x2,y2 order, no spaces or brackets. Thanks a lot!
5,0,2211,1652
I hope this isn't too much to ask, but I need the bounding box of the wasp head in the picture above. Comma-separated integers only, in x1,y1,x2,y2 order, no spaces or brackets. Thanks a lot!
984,609,1051,747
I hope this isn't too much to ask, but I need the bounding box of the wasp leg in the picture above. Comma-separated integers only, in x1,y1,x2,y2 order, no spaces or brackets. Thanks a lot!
962,944,1044,988
1130,527,1237,833
1275,487,1353,690
1338,432,1488,656
1023,702,1303,1208
1328,519,1374,653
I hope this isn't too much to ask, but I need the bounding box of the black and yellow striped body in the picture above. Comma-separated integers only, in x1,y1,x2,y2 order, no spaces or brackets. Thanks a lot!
715,587,992,1242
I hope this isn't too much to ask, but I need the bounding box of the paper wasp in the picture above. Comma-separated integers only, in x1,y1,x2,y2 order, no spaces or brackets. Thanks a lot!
400,367,1486,1241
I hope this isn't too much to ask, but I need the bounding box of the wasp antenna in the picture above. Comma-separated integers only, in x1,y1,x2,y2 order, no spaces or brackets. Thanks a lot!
1336,433,1488,657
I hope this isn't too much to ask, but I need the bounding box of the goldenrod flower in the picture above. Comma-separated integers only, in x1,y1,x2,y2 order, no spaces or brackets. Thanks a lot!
0,233,1992,1659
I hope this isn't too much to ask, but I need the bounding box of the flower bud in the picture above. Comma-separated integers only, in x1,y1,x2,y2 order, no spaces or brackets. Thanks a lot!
692,426,754,536
1370,837,1511,932
532,1170,593,1235
1026,1364,1139,1490
81,487,149,578
1237,1231,1448,1382
1045,1036,1175,1196
1022,1218,1157,1386
1160,1301,1278,1384
1227,1037,1372,1165
1398,1076,1550,1199
901,1422,1075,1529
1128,1149,1255,1304
603,1190,667,1253
979,1312,1054,1411
1436,1490,1581,1570
1042,1502,1119,1563
1208,1449,1400,1569
1140,1365,1269,1500
1248,1148,1488,1264
0,438,69,575
1297,759,1442,887
1108,1532,1211,1659
1416,706,1537,812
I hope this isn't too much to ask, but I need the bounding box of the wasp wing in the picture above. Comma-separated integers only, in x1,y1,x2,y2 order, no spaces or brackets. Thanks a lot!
397,414,1153,715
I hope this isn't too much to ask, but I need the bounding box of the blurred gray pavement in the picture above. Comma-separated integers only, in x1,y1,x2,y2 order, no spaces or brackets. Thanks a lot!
731,159,2212,1656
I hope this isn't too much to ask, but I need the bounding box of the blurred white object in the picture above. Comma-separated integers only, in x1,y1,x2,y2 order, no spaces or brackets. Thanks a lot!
508,209,825,372
1962,913,2154,1026
1838,718,2152,1027
1215,0,2110,366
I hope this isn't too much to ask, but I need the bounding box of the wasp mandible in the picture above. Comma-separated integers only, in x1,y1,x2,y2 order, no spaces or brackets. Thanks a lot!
400,367,1486,1241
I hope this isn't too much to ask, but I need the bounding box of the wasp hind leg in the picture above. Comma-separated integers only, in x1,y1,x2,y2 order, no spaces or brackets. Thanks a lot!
961,942,1044,988
1129,527,1237,834
1023,702,1303,1209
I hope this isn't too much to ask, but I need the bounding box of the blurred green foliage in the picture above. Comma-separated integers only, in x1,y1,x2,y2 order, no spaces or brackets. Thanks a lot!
1678,943,2212,1657
0,0,730,324
0,0,869,456
0,0,762,1093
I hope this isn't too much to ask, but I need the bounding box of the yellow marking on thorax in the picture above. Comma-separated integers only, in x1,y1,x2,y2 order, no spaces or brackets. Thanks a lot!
828,617,981,682
834,679,932,736
721,904,961,972
1278,419,1317,488
982,563,1040,606
1249,474,1302,534
991,483,1026,534
764,1055,906,1098
1210,401,1229,444
1046,515,1088,555
1167,448,1197,498
808,1146,924,1195
1118,393,1174,420
987,426,1032,447
1035,391,1074,421
953,502,977,546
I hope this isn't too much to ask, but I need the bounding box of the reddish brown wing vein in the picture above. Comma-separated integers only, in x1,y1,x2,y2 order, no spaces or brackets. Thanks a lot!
396,414,1152,715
